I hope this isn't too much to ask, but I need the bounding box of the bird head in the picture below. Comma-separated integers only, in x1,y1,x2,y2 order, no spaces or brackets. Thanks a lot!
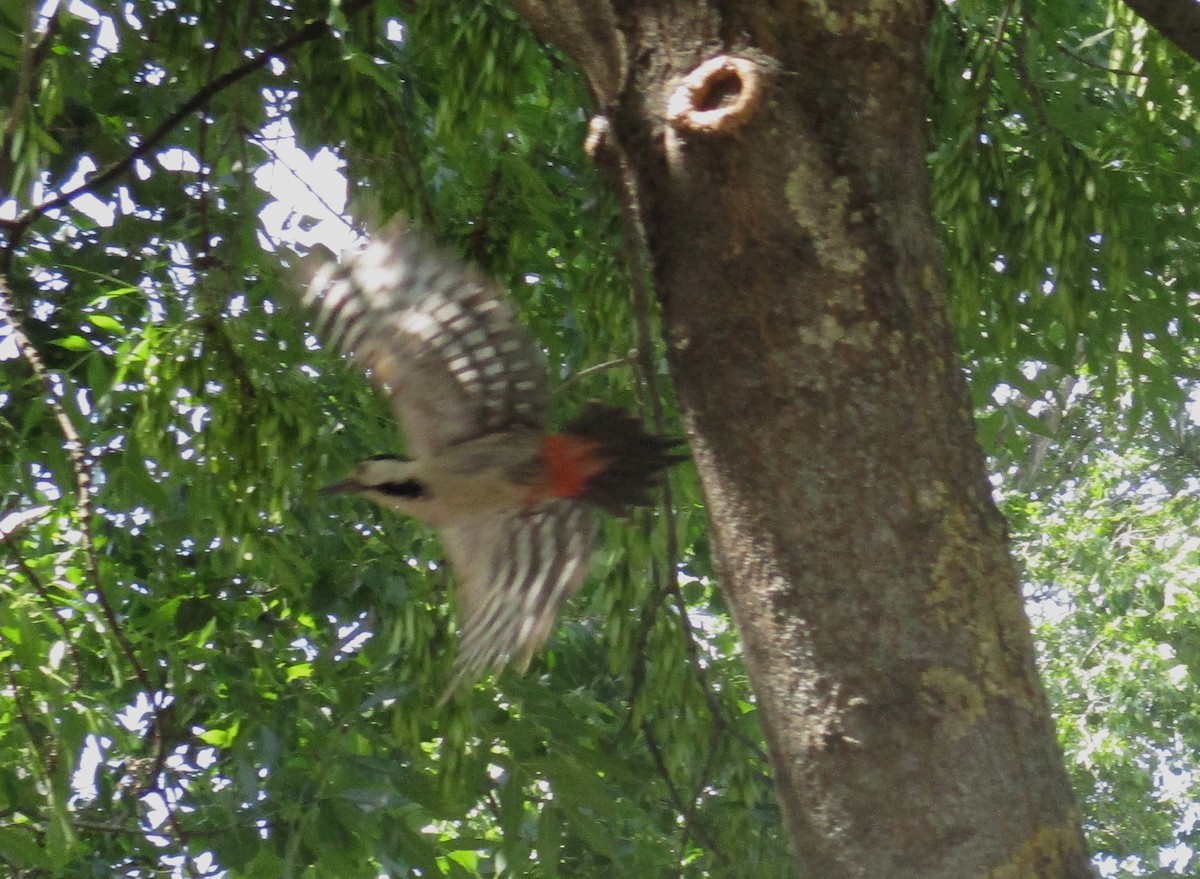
320,455,430,511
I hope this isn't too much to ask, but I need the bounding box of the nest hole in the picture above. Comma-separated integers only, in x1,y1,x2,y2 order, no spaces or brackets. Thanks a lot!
693,68,745,113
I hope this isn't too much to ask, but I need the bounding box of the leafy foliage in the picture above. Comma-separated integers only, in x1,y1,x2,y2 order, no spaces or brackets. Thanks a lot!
2,0,1199,877
932,5,1200,875
930,0,1200,454
1,1,779,876
1006,422,1200,876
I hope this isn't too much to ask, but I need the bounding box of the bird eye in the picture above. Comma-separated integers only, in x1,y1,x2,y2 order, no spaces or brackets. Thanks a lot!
376,478,427,499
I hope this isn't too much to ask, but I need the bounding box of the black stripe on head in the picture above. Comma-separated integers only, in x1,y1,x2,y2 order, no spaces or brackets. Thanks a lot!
376,478,427,499
365,454,412,463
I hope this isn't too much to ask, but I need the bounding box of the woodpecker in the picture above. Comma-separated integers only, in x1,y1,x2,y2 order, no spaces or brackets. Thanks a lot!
302,219,684,695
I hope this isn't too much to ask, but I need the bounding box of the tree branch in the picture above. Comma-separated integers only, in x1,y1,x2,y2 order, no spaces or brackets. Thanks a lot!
1,0,376,273
502,1,626,104
1122,0,1200,65
972,0,1018,130
467,141,510,263
0,277,153,694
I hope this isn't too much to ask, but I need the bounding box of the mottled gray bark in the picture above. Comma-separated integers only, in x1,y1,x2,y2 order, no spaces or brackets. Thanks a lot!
507,2,1093,877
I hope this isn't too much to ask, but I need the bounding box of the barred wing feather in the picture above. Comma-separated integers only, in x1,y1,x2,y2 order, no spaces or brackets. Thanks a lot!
440,501,596,694
303,220,549,457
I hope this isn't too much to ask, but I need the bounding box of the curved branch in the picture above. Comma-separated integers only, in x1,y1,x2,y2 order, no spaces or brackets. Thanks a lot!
1122,0,1200,64
0,277,153,696
0,276,210,859
503,0,626,104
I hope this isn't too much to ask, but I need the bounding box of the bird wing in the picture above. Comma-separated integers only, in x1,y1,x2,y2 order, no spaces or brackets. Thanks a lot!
439,500,596,694
302,219,549,457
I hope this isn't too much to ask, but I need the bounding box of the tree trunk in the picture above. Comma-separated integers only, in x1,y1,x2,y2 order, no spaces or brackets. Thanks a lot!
507,2,1093,877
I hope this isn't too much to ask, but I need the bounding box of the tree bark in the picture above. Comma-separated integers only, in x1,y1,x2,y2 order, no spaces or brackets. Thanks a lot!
507,2,1094,878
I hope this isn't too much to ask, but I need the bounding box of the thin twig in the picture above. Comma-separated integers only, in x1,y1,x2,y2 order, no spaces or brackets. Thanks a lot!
555,354,636,394
468,140,510,262
621,573,669,726
201,314,258,401
1020,11,1147,80
972,0,1018,130
681,725,721,849
1,0,377,272
609,125,682,642
611,156,670,435
641,722,688,818
0,3,63,190
396,107,438,226
485,788,503,819
5,667,55,778
608,139,699,744
642,722,722,865
166,808,201,879
1,539,87,691
1012,18,1057,131
249,130,356,234
2,2,41,151
1054,41,1147,79
71,819,157,835
665,575,770,764
195,49,217,269
68,818,230,837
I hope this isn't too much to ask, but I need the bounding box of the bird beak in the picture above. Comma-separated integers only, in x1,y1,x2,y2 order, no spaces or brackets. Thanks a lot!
319,478,361,496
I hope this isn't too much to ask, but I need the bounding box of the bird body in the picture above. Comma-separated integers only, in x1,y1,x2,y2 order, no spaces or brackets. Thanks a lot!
323,429,548,529
301,218,683,693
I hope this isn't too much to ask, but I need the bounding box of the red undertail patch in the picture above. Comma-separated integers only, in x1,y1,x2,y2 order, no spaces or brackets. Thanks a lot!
541,404,687,515
542,434,610,500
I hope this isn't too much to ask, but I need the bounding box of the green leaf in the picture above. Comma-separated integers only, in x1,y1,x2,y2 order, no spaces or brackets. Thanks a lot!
197,722,240,747
52,334,90,351
87,313,123,332
0,826,49,868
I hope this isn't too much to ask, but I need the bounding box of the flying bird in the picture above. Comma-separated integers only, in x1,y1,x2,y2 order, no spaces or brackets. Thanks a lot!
301,219,684,696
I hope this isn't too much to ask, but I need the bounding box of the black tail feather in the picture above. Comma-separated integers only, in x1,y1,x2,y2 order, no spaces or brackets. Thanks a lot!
562,404,688,515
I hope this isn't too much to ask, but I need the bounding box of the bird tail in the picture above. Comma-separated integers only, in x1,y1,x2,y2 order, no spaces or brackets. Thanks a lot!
544,404,687,515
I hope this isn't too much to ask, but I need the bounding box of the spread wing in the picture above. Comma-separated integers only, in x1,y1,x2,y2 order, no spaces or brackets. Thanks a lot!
302,219,549,457
439,501,596,695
